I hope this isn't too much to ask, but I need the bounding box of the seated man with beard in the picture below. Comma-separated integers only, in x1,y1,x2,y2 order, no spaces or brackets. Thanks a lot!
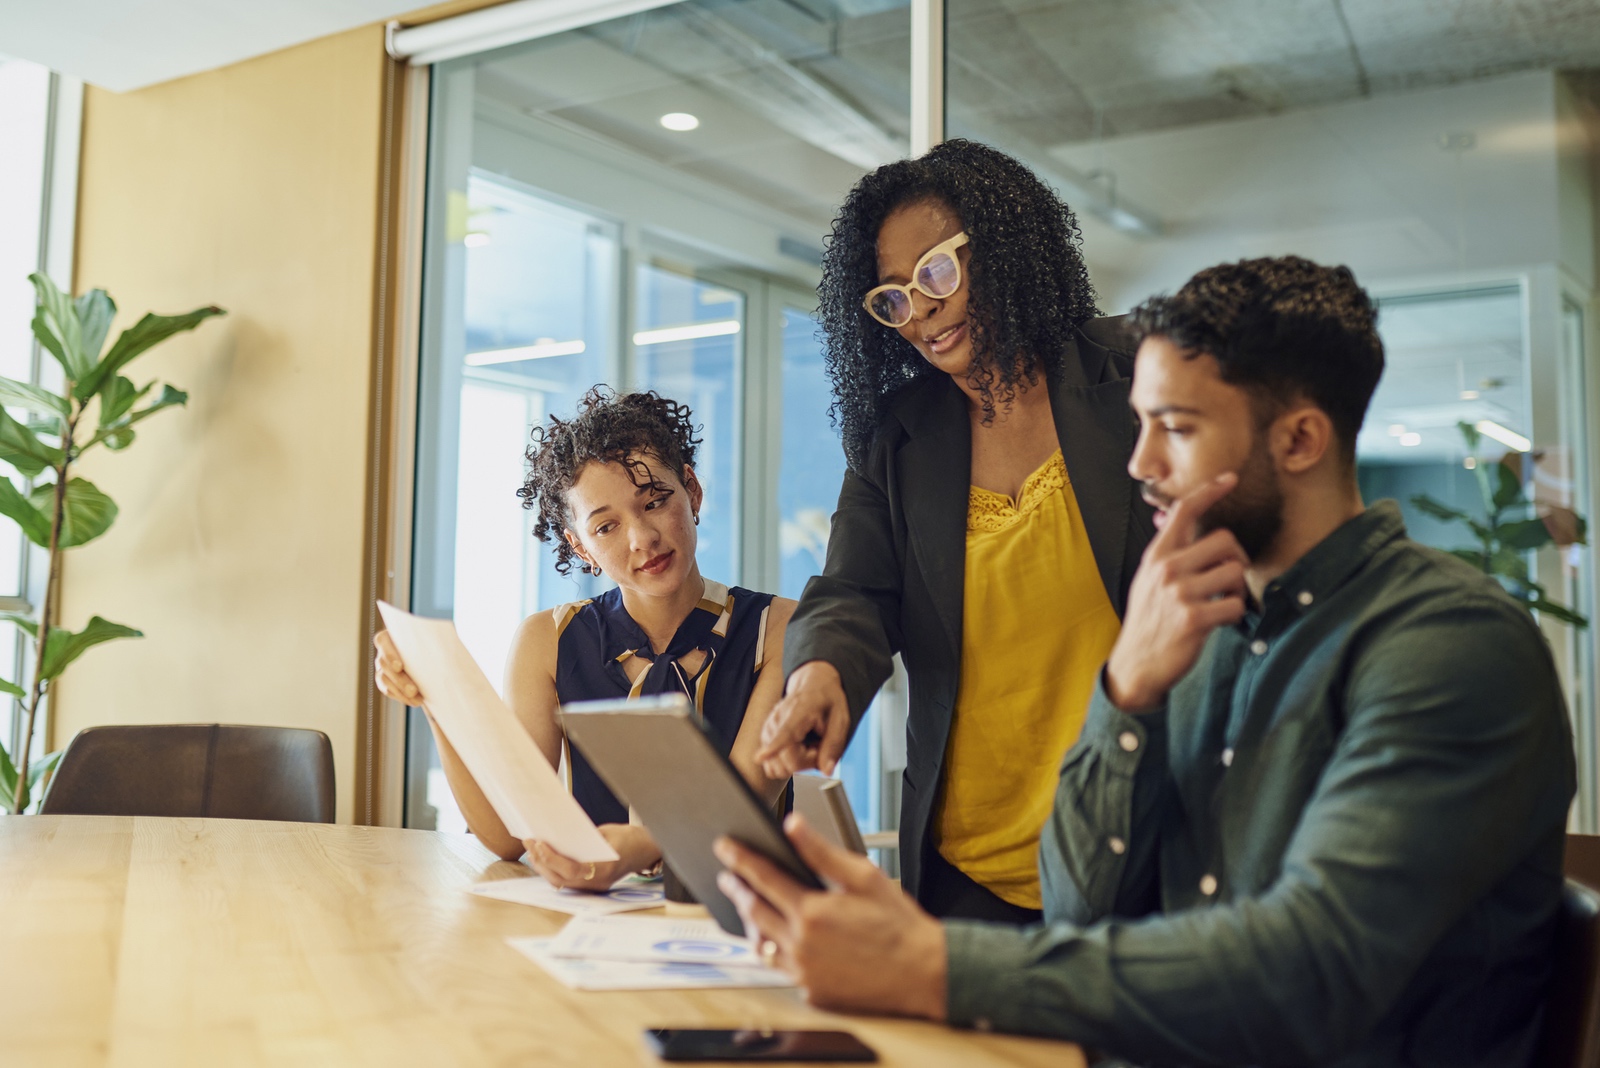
714,256,1576,1067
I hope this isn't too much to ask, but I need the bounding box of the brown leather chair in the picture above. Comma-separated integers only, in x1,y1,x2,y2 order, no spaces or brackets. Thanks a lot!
1541,837,1600,1068
1569,834,1600,893
40,724,335,823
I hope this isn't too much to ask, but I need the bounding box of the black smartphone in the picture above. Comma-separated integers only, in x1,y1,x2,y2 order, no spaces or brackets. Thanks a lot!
643,1028,878,1063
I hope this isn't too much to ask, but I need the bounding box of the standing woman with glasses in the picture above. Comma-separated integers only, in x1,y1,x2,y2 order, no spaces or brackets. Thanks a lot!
756,140,1155,923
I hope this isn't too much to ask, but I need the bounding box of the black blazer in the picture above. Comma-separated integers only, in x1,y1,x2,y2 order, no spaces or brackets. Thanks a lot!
783,316,1156,904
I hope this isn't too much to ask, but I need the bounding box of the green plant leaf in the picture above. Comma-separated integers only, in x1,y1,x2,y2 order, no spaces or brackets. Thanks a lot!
74,290,116,367
75,306,224,401
0,406,63,478
1498,517,1554,551
1458,420,1481,452
0,677,22,699
1489,545,1531,584
83,384,187,452
28,273,88,380
40,616,143,680
28,477,117,548
1409,495,1470,523
0,374,68,419
0,613,38,639
97,375,150,427
0,742,16,813
1529,597,1590,629
1491,461,1523,512
0,477,51,547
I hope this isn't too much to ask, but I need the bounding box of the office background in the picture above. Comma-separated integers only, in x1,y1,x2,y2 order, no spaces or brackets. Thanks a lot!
0,0,1596,831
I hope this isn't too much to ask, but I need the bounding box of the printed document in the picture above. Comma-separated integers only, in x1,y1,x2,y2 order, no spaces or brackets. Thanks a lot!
509,937,793,991
469,876,664,916
547,914,764,967
377,601,617,862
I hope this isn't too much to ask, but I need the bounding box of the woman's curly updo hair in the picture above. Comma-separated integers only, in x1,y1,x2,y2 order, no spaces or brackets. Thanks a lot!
818,138,1100,469
517,387,701,576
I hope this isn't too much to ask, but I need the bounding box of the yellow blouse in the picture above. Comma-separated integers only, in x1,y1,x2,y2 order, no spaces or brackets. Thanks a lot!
935,449,1121,909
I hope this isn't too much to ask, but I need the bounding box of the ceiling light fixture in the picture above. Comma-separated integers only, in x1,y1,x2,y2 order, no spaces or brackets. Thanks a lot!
633,320,740,347
1388,424,1406,437
1475,419,1531,453
659,112,700,132
465,339,587,366
463,232,490,248
1399,432,1422,447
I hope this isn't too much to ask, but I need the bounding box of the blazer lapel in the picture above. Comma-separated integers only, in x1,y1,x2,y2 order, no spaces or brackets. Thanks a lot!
896,378,971,663
1052,340,1142,616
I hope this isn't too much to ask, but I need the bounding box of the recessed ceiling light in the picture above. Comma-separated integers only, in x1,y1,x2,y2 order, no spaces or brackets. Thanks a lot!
1388,424,1406,437
1399,432,1422,447
463,232,490,248
1475,419,1530,452
659,112,700,132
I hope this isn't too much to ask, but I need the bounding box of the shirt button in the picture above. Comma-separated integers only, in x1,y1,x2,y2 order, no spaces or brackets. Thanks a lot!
1249,639,1268,656
1108,836,1127,855
1199,874,1218,896
1118,731,1139,752
1297,590,1314,607
1221,747,1234,767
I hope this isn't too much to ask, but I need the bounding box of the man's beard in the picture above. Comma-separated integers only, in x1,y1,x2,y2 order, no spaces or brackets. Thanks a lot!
1148,435,1285,561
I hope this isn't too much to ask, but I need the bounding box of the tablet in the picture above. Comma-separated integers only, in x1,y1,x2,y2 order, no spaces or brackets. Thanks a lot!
560,694,823,935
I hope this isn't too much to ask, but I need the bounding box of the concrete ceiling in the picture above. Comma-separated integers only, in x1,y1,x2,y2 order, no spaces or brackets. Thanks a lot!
0,0,417,91
949,0,1600,145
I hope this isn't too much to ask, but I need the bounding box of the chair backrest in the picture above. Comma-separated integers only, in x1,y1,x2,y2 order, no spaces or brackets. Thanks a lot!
1541,873,1600,1068
1569,834,1600,893
40,724,335,823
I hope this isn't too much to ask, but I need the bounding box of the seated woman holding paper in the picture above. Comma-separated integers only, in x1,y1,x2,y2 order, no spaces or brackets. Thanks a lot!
375,388,794,889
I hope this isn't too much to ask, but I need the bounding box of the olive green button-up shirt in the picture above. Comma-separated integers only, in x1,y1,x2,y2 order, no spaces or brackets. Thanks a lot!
944,501,1576,1067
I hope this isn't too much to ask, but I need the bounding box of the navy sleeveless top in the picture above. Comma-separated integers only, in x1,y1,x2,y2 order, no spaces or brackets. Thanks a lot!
553,580,775,825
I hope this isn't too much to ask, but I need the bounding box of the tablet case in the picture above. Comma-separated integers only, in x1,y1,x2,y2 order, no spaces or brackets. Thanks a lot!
792,775,867,855
560,694,823,935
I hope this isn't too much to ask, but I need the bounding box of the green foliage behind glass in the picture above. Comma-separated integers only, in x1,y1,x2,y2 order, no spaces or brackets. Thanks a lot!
1411,421,1588,629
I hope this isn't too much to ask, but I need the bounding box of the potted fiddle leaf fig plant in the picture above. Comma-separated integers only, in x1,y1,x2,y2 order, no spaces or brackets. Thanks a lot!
1410,420,1589,629
0,273,224,812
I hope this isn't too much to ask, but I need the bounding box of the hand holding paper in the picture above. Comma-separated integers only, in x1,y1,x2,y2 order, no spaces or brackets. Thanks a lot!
376,601,617,863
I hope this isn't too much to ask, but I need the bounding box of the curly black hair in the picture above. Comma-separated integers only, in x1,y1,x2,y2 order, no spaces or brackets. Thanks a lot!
818,139,1101,469
1128,256,1384,463
517,387,702,576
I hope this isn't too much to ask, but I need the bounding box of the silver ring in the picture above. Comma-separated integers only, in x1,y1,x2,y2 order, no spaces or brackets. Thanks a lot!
585,862,597,881
760,939,779,966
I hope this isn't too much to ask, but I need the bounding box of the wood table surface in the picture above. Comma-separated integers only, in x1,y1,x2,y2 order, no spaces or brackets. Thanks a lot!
0,815,1085,1067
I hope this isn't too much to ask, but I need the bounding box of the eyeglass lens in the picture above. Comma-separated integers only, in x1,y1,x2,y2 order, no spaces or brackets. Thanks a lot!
869,251,961,327
869,289,912,326
917,251,960,299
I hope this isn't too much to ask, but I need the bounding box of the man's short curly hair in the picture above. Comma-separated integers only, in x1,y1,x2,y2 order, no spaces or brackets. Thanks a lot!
517,387,702,576
1128,256,1384,464
817,138,1101,470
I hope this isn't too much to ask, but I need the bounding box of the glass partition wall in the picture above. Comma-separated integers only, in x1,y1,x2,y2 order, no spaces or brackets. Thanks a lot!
404,0,1600,832
406,2,910,834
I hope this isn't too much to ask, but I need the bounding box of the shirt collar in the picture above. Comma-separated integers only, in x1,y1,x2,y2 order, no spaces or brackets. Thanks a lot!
1258,500,1408,618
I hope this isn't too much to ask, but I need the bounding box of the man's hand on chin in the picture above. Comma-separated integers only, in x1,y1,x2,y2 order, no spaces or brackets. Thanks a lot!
714,815,948,1020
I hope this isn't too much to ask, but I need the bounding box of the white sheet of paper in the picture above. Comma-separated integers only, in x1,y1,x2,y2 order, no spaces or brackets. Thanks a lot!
509,937,794,991
377,601,617,862
468,876,664,915
546,914,764,967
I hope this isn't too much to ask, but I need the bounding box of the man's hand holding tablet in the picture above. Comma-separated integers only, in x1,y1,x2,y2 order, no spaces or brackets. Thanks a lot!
713,815,948,1020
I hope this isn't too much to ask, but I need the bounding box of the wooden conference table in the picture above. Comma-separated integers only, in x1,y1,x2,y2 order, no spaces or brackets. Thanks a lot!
0,816,1085,1067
